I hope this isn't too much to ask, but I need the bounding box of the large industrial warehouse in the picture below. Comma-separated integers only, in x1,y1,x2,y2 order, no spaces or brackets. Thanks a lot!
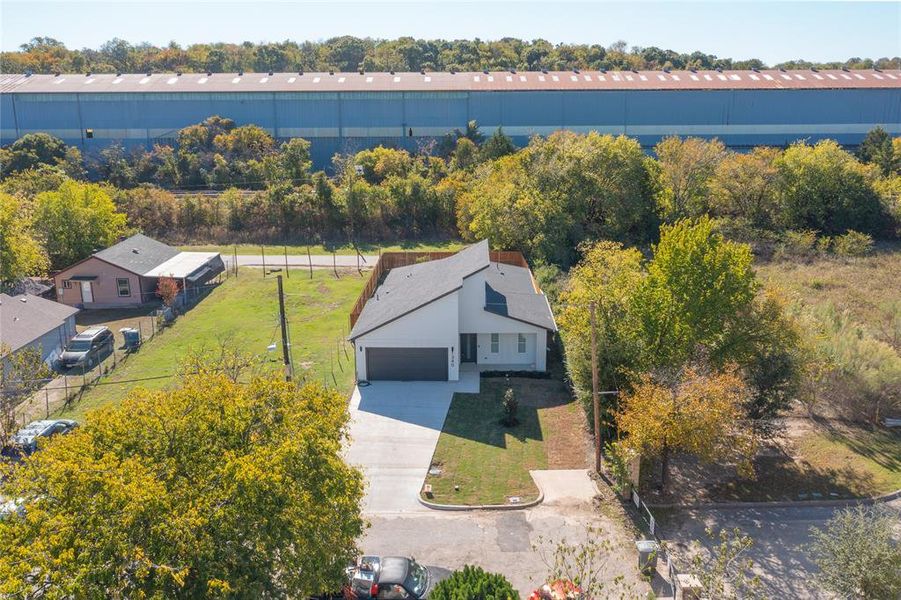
2,68,899,169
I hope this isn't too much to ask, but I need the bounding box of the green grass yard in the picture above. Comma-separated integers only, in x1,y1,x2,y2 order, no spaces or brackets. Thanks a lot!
423,378,588,506
179,239,465,256
59,269,365,420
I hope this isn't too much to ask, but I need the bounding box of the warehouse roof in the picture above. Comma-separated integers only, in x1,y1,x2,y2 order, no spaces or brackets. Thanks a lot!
2,69,899,94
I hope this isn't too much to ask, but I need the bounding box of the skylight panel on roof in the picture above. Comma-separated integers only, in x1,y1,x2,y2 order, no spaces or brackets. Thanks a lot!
53,78,66,84
886,73,897,79
570,75,578,81
812,74,823,80
671,74,680,80
780,74,791,80
551,75,559,81
872,73,883,79
625,74,634,81
519,75,526,82
506,75,513,82
288,77,296,83
313,76,321,83
423,76,431,82
612,74,621,81
762,74,774,80
198,77,208,84
598,75,606,81
167,77,178,84
639,74,647,81
140,76,151,84
473,75,480,82
729,74,740,80
794,74,805,80
84,78,95,84
749,74,759,80
366,76,374,83
584,75,592,81
487,75,494,82
826,73,838,80
231,77,240,83
853,73,865,79
338,76,346,83
657,74,666,81
717,74,727,80
840,73,852,79
704,74,713,81
538,75,545,82
393,76,401,82
112,77,123,84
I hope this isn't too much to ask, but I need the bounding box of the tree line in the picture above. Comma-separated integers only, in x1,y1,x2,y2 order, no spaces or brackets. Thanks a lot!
3,36,899,75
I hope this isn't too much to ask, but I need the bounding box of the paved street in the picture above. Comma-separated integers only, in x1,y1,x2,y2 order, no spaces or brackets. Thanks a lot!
362,471,651,598
662,498,901,599
345,370,479,513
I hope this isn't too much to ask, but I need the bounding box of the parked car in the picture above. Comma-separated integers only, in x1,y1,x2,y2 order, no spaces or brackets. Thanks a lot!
344,556,451,600
1,419,78,457
58,327,114,370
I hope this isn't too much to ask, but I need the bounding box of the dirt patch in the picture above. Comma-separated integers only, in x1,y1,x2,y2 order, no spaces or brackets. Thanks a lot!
317,283,330,295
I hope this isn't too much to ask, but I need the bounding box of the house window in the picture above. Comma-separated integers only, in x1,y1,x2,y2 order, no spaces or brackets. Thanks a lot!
116,278,131,297
62,279,72,289
490,333,499,353
518,333,527,353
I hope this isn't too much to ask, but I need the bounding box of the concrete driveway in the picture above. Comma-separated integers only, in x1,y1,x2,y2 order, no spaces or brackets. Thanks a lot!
345,370,479,514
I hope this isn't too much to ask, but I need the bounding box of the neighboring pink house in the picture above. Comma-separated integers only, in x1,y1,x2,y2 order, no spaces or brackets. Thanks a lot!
53,234,224,309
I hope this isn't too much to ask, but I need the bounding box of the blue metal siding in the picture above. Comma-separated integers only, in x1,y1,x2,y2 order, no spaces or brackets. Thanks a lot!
2,88,899,170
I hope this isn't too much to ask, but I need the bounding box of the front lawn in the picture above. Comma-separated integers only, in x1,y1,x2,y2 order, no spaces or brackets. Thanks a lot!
423,377,588,506
59,269,365,420
179,239,465,256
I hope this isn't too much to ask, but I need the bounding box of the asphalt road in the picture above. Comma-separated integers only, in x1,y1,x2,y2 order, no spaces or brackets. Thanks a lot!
662,498,901,599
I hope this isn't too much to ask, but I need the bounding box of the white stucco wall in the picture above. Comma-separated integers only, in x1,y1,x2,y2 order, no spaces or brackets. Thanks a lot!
353,291,461,381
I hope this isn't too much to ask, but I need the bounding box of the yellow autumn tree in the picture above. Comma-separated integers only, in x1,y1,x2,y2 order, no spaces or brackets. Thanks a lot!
616,366,758,490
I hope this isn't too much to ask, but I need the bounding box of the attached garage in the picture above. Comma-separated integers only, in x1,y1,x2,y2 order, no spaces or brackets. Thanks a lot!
365,347,448,381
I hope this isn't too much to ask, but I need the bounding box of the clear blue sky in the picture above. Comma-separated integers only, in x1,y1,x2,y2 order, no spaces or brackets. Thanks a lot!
2,1,899,64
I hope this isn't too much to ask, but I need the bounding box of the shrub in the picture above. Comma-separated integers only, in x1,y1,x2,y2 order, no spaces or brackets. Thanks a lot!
832,230,874,257
501,387,519,427
430,565,518,600
777,229,818,259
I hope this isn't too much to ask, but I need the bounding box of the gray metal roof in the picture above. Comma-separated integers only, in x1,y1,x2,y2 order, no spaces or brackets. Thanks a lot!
349,241,555,339
485,264,557,331
2,69,898,94
0,293,79,354
93,233,180,276
349,240,489,340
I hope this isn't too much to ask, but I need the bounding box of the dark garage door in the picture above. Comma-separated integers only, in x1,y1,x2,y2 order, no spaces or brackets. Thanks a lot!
366,347,448,381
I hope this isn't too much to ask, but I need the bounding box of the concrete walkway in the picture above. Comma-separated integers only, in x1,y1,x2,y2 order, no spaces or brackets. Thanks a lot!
345,370,479,514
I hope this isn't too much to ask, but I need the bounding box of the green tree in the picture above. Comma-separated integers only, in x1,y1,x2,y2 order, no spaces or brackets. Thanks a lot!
479,127,517,161
429,565,517,600
32,180,127,269
0,192,49,282
0,368,365,598
633,217,757,367
809,505,901,599
857,126,897,176
653,136,726,221
0,133,70,177
776,140,885,236
710,147,781,229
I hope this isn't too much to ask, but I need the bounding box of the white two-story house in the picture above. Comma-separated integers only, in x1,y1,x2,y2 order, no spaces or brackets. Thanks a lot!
348,241,557,381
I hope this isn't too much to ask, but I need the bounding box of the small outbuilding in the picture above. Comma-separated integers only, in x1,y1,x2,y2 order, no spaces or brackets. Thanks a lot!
52,234,225,309
348,241,557,382
0,293,79,367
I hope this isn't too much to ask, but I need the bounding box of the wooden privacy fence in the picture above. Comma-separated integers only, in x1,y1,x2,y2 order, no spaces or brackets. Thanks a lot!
348,249,530,329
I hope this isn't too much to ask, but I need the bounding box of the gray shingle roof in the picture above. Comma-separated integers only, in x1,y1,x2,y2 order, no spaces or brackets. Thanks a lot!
0,293,79,354
349,241,490,340
94,233,180,275
349,241,556,339
484,264,557,331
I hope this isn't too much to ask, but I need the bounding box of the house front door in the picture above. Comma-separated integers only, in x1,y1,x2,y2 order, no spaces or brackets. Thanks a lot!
80,281,93,304
460,333,478,363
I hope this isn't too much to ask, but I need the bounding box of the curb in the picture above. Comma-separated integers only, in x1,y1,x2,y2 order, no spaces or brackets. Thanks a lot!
417,479,545,512
645,487,901,511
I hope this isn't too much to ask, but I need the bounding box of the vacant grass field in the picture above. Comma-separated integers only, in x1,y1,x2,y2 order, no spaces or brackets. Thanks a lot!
423,377,588,506
180,239,465,256
59,269,365,420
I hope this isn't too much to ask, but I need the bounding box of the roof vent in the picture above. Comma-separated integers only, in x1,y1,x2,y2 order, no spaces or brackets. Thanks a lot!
25,69,33,77
779,67,787,72
841,66,850,72
207,71,212,76
600,68,607,74
389,70,395,75
116,71,122,77
176,71,182,76
54,72,61,77
85,72,92,77
663,67,671,73
751,67,760,72
146,71,152,77
238,70,244,76
510,69,516,74
450,69,456,74
874,67,882,73
715,67,722,72
574,69,580,74
359,70,364,75
420,69,426,75
483,69,489,75
329,70,334,75
690,68,697,73
268,71,273,76
541,69,548,74
298,70,303,75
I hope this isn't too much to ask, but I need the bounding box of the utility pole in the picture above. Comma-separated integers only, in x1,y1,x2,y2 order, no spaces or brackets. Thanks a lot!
233,245,238,278
276,275,293,381
307,246,313,279
284,245,289,278
589,301,601,473
261,245,266,277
